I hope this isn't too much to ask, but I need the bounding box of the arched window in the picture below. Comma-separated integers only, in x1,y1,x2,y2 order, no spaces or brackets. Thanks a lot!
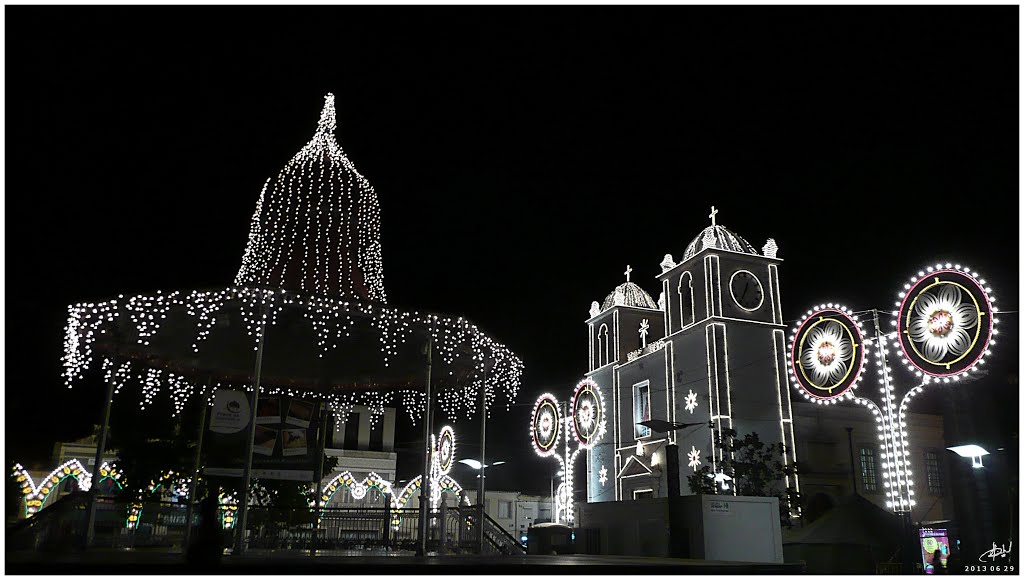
598,324,610,367
678,272,695,329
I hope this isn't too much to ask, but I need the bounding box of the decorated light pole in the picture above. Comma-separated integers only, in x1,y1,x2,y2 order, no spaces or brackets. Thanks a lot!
530,378,606,525
789,263,997,515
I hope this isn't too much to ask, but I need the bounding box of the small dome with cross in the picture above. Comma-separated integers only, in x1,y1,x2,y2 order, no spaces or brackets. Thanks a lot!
597,265,658,313
682,206,759,261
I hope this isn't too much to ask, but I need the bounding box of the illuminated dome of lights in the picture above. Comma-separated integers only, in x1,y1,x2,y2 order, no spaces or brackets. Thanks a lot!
61,94,523,424
682,224,759,261
235,94,386,304
599,282,658,312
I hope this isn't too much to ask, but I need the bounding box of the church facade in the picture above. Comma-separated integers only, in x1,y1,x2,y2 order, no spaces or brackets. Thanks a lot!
584,209,800,503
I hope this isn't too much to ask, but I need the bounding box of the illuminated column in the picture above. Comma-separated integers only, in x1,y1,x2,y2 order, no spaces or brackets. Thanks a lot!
530,379,606,526
792,263,997,516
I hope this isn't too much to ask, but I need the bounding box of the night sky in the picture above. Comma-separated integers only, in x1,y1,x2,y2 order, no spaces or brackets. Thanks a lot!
6,7,1018,496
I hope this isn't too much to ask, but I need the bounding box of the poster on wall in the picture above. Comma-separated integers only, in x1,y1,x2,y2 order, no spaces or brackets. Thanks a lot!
205,390,324,481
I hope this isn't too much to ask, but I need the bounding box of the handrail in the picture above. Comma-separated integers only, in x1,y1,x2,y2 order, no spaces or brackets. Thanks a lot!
9,501,527,555
480,509,525,553
448,506,525,554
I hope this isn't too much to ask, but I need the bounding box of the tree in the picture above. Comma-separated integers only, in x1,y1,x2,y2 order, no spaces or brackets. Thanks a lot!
686,424,802,528
106,386,199,502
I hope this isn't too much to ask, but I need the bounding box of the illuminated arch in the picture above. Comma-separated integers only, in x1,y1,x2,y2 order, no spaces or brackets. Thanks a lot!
393,473,466,510
11,459,94,517
320,471,394,507
127,470,188,530
218,492,238,530
95,462,125,493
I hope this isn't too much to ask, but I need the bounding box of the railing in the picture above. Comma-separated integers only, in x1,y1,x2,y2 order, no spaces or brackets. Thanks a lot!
443,507,526,555
6,494,198,552
9,498,525,556
6,492,88,551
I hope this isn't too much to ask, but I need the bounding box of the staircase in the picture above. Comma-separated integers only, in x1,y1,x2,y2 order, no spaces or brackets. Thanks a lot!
6,492,89,552
443,507,525,555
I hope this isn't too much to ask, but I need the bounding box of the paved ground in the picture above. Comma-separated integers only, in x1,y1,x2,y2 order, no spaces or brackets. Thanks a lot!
6,549,805,574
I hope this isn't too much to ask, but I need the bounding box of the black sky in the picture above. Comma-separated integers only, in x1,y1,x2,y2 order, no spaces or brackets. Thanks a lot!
5,7,1019,496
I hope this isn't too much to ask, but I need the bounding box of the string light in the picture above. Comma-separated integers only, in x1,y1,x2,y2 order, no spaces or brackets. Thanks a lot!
891,264,996,380
795,262,999,514
59,94,524,423
235,94,385,303
529,379,606,524
788,304,869,404
9,459,115,517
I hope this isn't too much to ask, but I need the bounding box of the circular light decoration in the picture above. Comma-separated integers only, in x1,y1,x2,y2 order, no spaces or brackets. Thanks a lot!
531,394,560,457
436,425,455,475
789,304,868,403
571,378,606,448
894,264,995,378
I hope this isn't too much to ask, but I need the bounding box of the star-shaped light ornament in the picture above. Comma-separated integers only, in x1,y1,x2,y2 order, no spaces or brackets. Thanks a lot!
688,446,702,471
684,390,698,413
599,465,608,486
639,319,650,347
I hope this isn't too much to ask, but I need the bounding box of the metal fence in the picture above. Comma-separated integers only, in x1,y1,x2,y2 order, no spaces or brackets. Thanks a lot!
9,493,525,556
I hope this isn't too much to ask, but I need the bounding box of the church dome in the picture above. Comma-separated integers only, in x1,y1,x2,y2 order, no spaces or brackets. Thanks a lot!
600,282,658,312
683,224,759,262
234,93,387,303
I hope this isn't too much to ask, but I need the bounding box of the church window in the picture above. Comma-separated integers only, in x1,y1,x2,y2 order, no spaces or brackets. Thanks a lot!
924,451,943,495
598,324,609,367
633,381,651,439
859,447,878,492
678,272,695,329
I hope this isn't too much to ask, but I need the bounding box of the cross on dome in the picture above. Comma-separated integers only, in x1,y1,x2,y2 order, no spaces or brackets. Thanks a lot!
624,265,632,283
709,206,719,227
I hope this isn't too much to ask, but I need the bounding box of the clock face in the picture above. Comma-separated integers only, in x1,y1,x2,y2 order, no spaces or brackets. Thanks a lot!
729,270,764,311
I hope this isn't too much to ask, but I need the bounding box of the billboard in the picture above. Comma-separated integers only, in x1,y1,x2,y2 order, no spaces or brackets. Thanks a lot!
919,528,950,574
205,390,325,481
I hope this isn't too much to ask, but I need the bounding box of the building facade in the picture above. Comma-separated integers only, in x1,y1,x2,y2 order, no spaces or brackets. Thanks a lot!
585,211,798,504
483,490,555,539
793,401,954,524
322,405,398,506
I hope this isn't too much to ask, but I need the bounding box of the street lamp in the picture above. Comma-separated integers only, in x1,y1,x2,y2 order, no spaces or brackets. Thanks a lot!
458,458,506,477
636,419,705,434
947,444,990,469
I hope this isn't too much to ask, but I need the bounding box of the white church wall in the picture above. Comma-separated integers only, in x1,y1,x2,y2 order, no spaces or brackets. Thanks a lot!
615,350,669,451
615,307,663,362
586,364,616,501
723,323,789,448
671,328,714,495
588,440,616,503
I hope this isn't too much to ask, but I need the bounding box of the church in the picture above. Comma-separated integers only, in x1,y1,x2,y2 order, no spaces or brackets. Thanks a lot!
584,207,800,503
581,209,958,535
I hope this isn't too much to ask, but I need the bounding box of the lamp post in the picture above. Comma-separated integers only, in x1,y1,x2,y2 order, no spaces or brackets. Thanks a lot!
948,442,998,564
458,457,505,553
636,419,705,558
